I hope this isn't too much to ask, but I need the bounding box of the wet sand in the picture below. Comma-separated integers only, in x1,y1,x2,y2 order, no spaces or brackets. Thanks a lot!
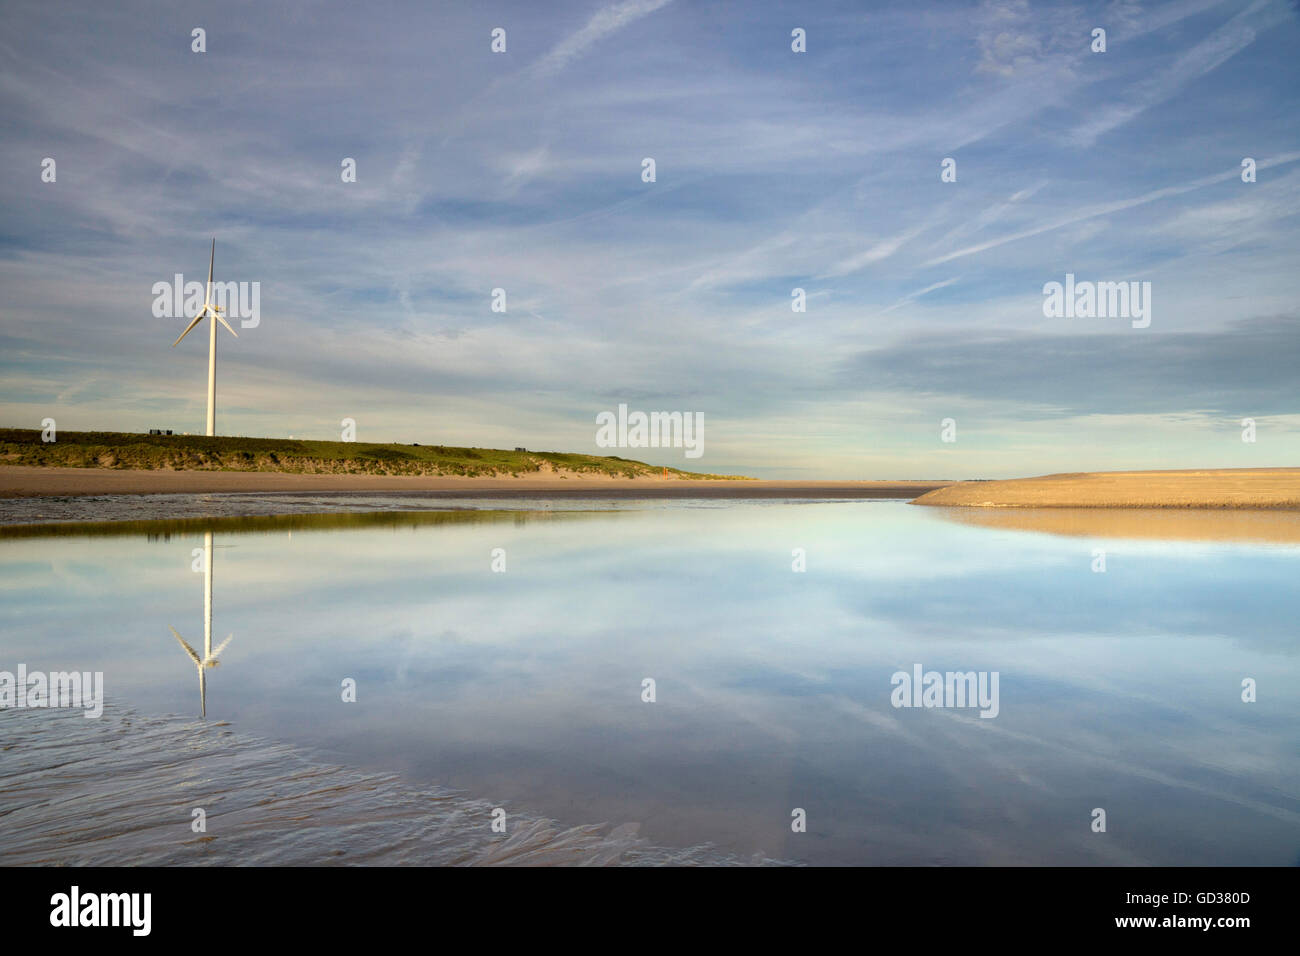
0,706,767,866
913,468,1300,510
0,466,949,499
932,506,1300,544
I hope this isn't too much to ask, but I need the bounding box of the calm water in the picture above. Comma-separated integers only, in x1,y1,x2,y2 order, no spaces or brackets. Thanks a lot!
2,498,1298,865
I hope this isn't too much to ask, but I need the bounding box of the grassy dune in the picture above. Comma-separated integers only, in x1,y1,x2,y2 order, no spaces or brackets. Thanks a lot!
913,468,1300,510
0,429,748,480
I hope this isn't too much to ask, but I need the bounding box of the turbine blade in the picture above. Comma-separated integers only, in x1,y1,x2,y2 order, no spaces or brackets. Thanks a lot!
207,238,215,289
172,309,205,347
212,634,233,659
215,311,238,338
170,626,201,664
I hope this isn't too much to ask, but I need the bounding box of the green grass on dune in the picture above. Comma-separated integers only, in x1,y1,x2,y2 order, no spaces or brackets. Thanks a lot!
0,429,751,480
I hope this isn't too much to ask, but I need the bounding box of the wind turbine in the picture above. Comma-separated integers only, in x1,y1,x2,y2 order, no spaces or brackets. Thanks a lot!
170,531,232,717
170,627,232,718
172,239,237,437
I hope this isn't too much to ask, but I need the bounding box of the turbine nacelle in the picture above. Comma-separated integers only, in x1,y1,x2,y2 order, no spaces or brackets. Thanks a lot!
168,238,238,437
172,301,238,347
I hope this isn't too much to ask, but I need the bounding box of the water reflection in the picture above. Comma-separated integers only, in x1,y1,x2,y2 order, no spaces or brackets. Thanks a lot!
0,507,596,539
930,505,1300,544
169,531,232,717
2,501,1298,865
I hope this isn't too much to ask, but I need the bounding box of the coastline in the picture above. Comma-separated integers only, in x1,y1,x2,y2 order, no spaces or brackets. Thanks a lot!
0,465,949,500
912,468,1300,510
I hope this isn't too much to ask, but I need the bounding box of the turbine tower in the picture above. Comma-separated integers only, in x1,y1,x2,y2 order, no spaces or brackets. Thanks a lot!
170,531,232,718
172,239,237,436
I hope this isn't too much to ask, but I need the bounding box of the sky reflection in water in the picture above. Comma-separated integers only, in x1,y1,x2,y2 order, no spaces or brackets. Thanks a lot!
2,500,1297,865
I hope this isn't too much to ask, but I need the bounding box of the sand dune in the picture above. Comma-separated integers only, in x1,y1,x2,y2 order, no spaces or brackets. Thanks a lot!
913,468,1300,510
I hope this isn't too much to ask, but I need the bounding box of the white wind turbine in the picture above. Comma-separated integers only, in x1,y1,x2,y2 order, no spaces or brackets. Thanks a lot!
172,239,237,436
170,531,232,718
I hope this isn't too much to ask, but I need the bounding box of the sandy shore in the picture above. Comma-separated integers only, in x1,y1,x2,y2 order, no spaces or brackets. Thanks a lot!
931,506,1300,544
913,468,1300,510
0,466,949,500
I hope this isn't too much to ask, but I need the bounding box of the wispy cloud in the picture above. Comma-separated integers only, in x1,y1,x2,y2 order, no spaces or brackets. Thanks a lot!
922,153,1300,267
1070,0,1291,146
1,0,1298,477
533,0,674,77
873,277,962,317
819,224,929,279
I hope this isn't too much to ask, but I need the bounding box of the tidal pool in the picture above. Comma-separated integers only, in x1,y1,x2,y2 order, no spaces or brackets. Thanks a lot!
2,499,1297,865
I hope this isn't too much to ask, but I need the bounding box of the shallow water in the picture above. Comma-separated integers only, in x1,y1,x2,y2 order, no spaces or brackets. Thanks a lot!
0,706,757,865
2,499,1298,865
0,491,671,526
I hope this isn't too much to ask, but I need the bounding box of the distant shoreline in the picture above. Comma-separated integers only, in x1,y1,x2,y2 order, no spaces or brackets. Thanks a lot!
9,464,1297,510
0,428,752,482
913,468,1300,510
0,465,950,500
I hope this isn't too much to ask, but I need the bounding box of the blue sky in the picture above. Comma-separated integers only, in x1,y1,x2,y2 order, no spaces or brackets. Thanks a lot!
1,0,1297,478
